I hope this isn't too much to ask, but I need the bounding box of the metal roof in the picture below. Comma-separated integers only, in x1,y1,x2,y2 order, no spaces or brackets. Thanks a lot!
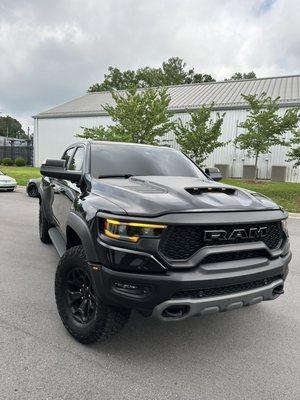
35,74,300,119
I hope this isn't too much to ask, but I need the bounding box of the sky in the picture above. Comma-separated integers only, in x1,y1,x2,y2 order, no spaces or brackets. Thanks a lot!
0,0,299,132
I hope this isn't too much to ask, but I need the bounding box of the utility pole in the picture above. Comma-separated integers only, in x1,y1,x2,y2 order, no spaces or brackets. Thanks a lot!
6,116,9,138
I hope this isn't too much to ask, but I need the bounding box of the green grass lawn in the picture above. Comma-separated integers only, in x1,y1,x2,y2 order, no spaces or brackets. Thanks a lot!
223,179,300,213
0,166,41,186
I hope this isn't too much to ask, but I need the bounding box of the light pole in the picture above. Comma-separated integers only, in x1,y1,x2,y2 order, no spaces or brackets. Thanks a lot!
6,116,9,138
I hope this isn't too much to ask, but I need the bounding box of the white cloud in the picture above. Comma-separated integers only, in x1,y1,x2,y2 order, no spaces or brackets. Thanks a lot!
0,0,299,130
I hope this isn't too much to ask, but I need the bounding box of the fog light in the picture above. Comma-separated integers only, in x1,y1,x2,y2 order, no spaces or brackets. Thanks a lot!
112,281,151,296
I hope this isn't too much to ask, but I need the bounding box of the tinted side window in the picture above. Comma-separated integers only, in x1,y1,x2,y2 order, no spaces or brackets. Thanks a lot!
62,148,75,166
69,147,85,171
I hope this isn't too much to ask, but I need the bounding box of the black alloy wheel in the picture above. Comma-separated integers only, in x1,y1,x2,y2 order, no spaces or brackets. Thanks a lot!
66,268,97,324
55,245,131,344
27,184,38,197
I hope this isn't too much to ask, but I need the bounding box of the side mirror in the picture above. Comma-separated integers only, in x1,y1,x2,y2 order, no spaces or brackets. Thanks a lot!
40,159,82,183
205,167,223,182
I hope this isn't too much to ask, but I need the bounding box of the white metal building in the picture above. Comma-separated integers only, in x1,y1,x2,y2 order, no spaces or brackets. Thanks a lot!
34,75,300,181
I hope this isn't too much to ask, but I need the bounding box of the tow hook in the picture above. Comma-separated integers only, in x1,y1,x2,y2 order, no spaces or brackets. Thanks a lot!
272,285,284,296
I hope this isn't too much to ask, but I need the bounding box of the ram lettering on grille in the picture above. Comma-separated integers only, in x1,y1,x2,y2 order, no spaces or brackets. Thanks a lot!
203,227,268,242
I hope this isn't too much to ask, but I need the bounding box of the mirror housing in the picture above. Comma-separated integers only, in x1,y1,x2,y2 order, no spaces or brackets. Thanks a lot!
40,159,82,183
205,167,223,182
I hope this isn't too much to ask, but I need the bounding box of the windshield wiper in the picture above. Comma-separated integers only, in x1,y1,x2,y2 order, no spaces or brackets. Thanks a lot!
98,174,133,179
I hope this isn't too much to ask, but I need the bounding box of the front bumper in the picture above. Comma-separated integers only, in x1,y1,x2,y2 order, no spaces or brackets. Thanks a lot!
0,181,17,190
90,250,291,317
92,209,291,318
152,278,284,321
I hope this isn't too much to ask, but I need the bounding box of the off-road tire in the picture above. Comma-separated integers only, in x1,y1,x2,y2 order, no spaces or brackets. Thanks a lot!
39,205,51,243
55,245,131,344
27,184,39,197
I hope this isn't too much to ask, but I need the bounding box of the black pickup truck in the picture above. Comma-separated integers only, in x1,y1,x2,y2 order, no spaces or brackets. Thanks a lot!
39,141,291,344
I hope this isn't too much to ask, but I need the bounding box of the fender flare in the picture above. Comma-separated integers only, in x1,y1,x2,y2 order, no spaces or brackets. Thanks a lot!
39,184,55,224
66,212,99,263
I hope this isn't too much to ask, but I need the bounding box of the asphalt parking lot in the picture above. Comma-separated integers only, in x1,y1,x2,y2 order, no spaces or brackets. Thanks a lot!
0,189,299,400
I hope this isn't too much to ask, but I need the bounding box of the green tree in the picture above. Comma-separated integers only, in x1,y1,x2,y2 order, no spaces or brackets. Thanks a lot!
286,130,300,166
77,125,116,141
226,72,257,81
235,93,300,180
88,67,138,92
174,104,226,166
78,87,174,144
185,72,215,84
88,57,215,92
287,147,300,166
0,115,26,138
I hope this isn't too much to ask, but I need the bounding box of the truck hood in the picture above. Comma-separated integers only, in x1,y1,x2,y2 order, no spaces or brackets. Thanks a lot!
91,176,280,217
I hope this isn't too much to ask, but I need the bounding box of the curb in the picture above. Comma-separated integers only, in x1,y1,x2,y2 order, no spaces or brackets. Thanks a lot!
289,213,300,219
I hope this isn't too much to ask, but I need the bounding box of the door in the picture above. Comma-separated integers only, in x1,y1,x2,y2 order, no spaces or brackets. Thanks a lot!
52,146,85,238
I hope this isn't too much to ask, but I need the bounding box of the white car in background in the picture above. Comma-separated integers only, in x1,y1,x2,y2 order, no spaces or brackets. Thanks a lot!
0,170,17,191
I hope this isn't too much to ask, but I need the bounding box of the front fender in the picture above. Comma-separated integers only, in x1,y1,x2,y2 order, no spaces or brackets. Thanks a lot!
66,211,99,263
39,178,55,224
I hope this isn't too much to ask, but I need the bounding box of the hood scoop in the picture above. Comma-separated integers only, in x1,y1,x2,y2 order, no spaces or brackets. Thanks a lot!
185,186,236,196
116,184,167,194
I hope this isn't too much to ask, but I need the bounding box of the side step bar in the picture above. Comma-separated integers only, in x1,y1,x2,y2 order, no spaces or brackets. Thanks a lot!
48,227,66,257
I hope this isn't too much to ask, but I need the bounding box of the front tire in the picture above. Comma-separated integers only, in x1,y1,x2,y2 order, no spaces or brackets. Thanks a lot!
39,205,51,243
55,245,130,344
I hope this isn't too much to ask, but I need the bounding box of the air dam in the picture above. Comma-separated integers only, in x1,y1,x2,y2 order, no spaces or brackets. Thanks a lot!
152,279,284,321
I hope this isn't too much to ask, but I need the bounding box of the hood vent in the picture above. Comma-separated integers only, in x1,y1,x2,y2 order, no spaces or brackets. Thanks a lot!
185,187,236,195
120,185,167,194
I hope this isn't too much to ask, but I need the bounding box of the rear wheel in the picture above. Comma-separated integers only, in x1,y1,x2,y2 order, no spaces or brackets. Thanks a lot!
27,184,38,197
39,205,51,243
55,245,130,344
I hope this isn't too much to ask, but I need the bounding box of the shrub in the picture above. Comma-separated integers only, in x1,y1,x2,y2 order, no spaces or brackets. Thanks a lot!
15,157,26,167
2,158,13,166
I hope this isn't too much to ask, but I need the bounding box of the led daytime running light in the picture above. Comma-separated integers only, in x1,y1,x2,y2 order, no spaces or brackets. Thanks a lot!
104,219,166,242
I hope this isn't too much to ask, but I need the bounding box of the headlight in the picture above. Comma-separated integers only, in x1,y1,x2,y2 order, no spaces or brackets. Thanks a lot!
103,219,167,243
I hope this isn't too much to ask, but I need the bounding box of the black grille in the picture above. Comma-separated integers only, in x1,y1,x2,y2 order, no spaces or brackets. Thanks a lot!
172,275,282,299
202,250,268,264
159,222,283,260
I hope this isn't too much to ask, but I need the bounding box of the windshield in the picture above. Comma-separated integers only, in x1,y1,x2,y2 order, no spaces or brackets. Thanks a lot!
91,143,207,179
